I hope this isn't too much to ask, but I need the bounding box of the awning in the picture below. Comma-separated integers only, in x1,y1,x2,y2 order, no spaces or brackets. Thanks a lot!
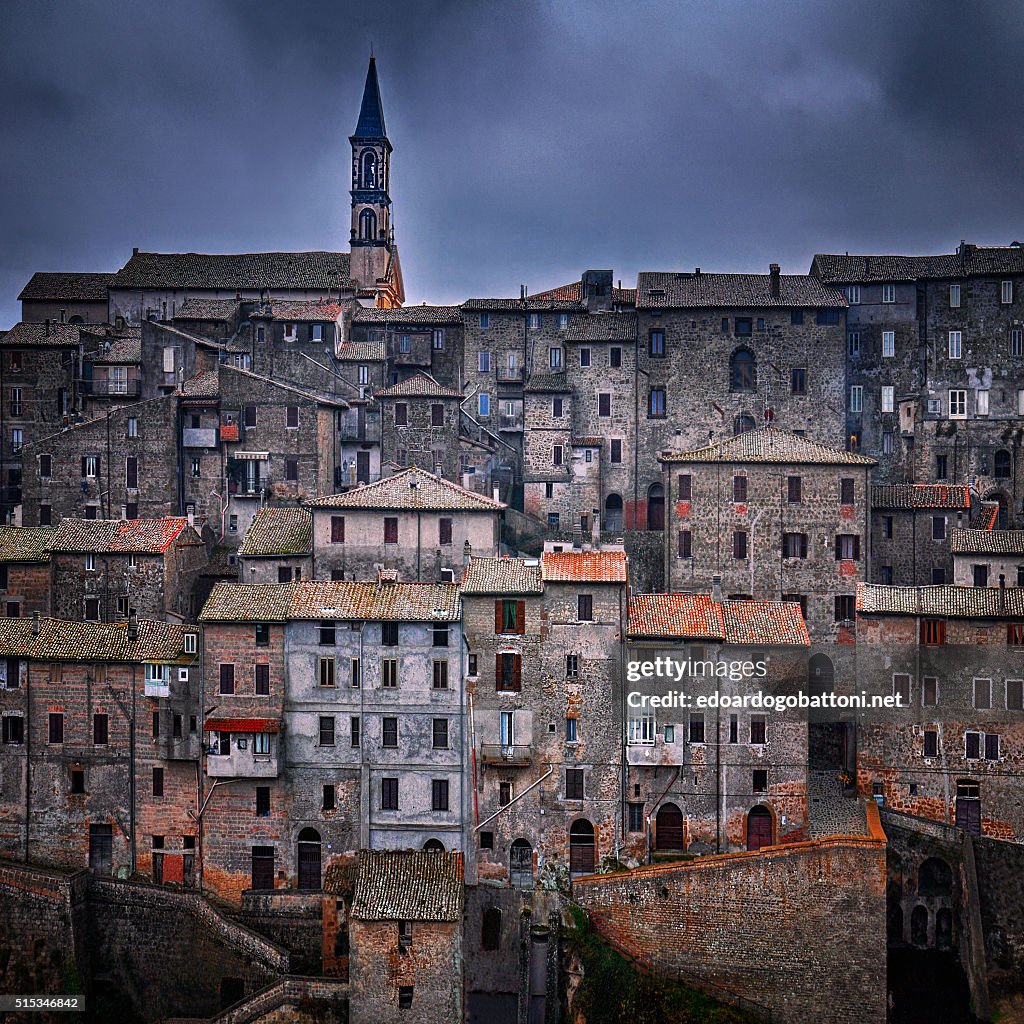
204,717,279,734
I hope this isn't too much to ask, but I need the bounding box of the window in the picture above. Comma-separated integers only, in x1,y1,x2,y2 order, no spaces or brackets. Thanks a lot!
152,767,164,797
931,516,946,541
816,309,841,325
318,620,337,646
497,599,525,634
9,387,22,416
733,530,748,560
649,330,665,357
318,657,335,688
219,663,235,695
382,659,398,688
552,444,563,466
598,393,611,417
1012,329,1023,357
381,778,398,810
948,331,962,359
478,351,490,373
611,438,622,463
881,386,895,413
845,285,861,305
243,405,257,428
84,597,100,620
478,393,490,417
430,403,445,427
92,712,109,746
735,317,752,337
677,474,692,501
880,331,895,358
627,716,654,745
835,534,860,560
565,768,584,800
881,284,896,303
848,331,861,357
950,283,961,307
549,348,562,370
730,349,755,391
922,677,938,707
255,786,270,817
689,714,705,744
578,594,593,621
255,664,270,696
924,730,938,757
284,457,298,482
2,716,24,745
849,386,863,413
783,532,808,559
976,389,989,416
973,564,989,588
973,678,992,709
496,653,521,692
986,734,1000,761
85,553,96,572
840,478,855,505
627,803,645,833
384,517,398,544
787,476,802,503
678,529,692,558
432,660,449,690
432,718,448,749
11,429,23,453
394,403,408,427
1001,280,1014,304
892,674,911,706
921,619,946,646
835,595,855,622
564,654,579,678
995,449,1011,478
1006,679,1023,710
791,367,806,395
565,716,579,743
648,388,666,417
432,328,444,350
965,732,981,760
499,782,512,806
750,715,766,744
319,717,335,746
432,780,449,811
579,347,591,368
547,512,560,531
733,475,747,502
382,717,398,747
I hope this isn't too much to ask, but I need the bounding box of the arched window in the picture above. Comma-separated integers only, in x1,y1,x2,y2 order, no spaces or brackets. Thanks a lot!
604,493,623,533
730,349,755,392
359,208,377,241
935,908,953,950
746,806,772,851
423,839,445,853
807,653,834,697
68,315,84,325
647,483,664,531
296,827,322,890
481,907,502,951
733,414,756,435
910,905,929,947
510,839,533,888
361,150,377,189
918,857,952,898
655,803,684,851
569,819,595,876
994,450,1011,479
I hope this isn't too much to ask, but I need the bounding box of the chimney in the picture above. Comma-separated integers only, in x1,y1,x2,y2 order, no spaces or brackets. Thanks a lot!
711,574,722,602
694,267,701,279
32,611,40,636
127,613,139,642
59,308,66,323
463,540,472,567
132,246,139,256
769,263,781,299
45,318,51,336
1000,573,1006,611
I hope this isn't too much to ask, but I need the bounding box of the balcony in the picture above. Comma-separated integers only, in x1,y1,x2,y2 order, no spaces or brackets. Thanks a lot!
338,417,381,444
206,750,279,778
182,427,219,448
496,365,524,383
144,680,171,698
498,413,524,432
82,379,142,398
480,743,532,767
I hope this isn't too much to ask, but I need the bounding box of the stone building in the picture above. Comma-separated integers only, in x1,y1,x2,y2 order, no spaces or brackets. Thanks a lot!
0,615,200,881
0,525,54,617
625,592,811,856
334,338,387,487
659,427,875,640
238,506,313,584
521,371,573,533
79,325,143,417
348,850,464,1024
855,582,1024,841
373,373,463,481
307,467,504,582
870,483,971,586
951,527,1024,587
17,272,114,325
351,305,463,389
47,516,206,623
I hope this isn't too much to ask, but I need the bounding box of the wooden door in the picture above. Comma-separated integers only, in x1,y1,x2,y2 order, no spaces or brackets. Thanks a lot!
89,824,112,875
746,808,773,851
955,798,981,836
655,804,684,851
297,839,321,890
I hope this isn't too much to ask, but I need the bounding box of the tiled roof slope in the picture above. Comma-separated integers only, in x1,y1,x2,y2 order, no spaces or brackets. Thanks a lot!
0,322,84,347
565,313,638,342
857,582,1024,618
257,299,344,322
461,298,585,312
627,594,809,644
180,370,220,398
289,580,460,622
636,272,847,309
950,529,1024,555
239,508,312,557
374,373,463,398
49,517,191,554
174,298,241,320
721,600,809,645
354,305,462,325
872,484,970,510
528,281,637,306
812,245,1024,284
0,526,56,563
541,550,628,583
110,251,352,291
662,428,875,465
0,616,196,662
972,503,999,531
18,272,115,302
84,335,142,364
351,850,464,922
524,372,570,393
307,468,504,511
461,557,543,594
336,340,387,362
199,583,296,623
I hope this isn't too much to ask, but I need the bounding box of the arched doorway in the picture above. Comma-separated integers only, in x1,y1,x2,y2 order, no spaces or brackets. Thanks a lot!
655,803,684,851
510,839,533,888
647,483,664,531
746,806,773,851
297,827,322,890
423,839,445,852
604,493,623,532
918,858,952,898
807,653,834,697
569,819,595,876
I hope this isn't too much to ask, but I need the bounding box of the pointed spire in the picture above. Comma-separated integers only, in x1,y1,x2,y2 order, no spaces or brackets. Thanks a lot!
354,57,386,138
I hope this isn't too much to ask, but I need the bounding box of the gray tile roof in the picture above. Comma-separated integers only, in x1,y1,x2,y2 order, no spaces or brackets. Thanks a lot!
661,427,876,466
18,272,114,302
351,850,464,922
636,272,847,309
84,335,142,365
256,299,344,322
812,245,1024,284
524,372,570,393
198,583,296,622
950,528,1024,555
307,467,504,511
289,580,460,622
354,305,462,325
239,507,312,557
565,313,638,342
0,616,196,662
110,251,352,291
872,484,971,510
180,370,220,398
0,322,84,347
374,373,463,398
461,298,585,312
336,340,387,362
461,556,543,594
174,298,241,320
49,517,192,554
0,526,56,563
857,582,1024,618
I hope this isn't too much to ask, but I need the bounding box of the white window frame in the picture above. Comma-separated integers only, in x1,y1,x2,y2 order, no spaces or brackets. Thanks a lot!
847,331,860,357
528,313,541,330
557,313,569,330
478,393,490,417
184,633,197,654
948,331,962,359
11,429,22,453
1012,328,1023,357
846,285,861,304
948,389,967,419
627,715,655,745
881,284,896,303
283,323,297,342
85,554,96,572
109,366,128,395
478,351,490,373
127,417,138,437
549,347,562,370
882,331,895,358
881,386,894,413
849,385,863,413
1001,280,1013,305
949,283,961,308
311,324,323,343
977,389,990,416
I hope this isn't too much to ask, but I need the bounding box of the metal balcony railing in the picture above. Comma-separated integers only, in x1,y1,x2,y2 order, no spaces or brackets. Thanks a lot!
82,379,142,398
480,743,532,766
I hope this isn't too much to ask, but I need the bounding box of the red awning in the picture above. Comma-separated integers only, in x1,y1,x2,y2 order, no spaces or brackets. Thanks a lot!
203,717,279,734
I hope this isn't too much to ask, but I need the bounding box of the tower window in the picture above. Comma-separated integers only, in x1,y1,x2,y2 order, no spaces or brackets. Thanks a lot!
361,149,377,188
358,208,377,241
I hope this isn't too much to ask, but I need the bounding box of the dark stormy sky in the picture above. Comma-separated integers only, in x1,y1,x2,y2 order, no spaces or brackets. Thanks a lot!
2,0,1022,326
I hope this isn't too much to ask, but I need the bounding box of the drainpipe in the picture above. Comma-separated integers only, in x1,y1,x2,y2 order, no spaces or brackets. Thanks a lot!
24,654,31,863
475,765,554,831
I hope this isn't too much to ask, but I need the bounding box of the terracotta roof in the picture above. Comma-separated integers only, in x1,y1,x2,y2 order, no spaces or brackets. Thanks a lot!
0,526,56,563
199,584,296,622
872,484,970,510
49,517,192,554
661,427,875,466
0,322,83,347
811,245,1024,284
203,716,279,734
636,271,847,310
354,305,462,325
256,299,344,322
565,313,638,342
239,507,312,557
307,467,504,511
351,850,464,922
972,502,999,531
174,298,241,321
461,298,585,312
110,250,352,291
461,556,543,594
627,593,809,645
857,582,1024,618
18,272,114,302
336,340,387,362
950,529,1024,555
541,550,627,583
374,373,463,398
0,616,196,662
289,580,460,622
180,370,220,398
529,281,636,305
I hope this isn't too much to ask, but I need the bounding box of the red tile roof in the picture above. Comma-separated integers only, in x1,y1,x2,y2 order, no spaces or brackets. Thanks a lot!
204,717,279,734
628,593,809,645
871,484,970,510
541,550,628,583
49,517,192,554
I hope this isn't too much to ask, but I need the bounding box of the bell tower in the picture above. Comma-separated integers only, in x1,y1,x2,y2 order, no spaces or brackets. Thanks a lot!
349,57,403,306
